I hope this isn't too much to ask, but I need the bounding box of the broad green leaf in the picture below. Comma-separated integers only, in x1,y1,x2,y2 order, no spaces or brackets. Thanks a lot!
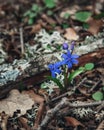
31,4,39,11
28,18,34,25
92,91,104,101
85,63,94,70
68,68,85,81
63,13,70,19
62,23,69,29
47,76,64,90
29,12,37,18
83,23,90,29
75,11,92,22
23,10,31,17
47,10,53,16
94,12,104,19
44,0,55,8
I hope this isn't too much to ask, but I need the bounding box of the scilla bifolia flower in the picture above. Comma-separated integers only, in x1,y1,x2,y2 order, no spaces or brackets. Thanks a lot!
48,41,79,89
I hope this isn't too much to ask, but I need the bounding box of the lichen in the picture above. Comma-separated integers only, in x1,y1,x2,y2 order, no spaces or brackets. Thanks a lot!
0,40,7,64
95,110,104,122
0,59,30,86
0,29,104,86
68,101,95,120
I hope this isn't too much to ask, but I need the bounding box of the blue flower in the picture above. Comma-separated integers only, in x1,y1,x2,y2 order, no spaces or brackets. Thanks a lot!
48,62,62,78
62,42,69,50
62,50,79,68
70,41,75,52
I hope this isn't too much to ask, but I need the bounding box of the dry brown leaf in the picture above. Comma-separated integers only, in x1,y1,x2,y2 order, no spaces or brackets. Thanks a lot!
41,14,56,25
0,89,34,116
60,5,80,18
64,116,84,127
23,90,45,103
18,117,31,130
64,28,79,40
87,18,103,35
78,87,90,96
30,24,41,34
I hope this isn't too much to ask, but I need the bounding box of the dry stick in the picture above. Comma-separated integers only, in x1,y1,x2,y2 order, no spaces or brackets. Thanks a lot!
37,97,104,130
88,80,102,93
19,27,25,56
37,98,69,130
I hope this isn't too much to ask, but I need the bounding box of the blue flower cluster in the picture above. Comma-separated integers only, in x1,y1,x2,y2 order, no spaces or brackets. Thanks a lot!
48,42,79,78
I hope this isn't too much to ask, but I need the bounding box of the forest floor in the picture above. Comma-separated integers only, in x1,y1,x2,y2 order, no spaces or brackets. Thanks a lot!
0,0,104,130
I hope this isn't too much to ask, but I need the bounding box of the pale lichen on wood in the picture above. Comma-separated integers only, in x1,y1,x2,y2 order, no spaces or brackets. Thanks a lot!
0,29,104,87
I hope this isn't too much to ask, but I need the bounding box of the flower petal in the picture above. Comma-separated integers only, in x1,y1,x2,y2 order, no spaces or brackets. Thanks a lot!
71,54,79,59
52,71,56,78
62,54,68,59
67,50,71,56
67,62,72,68
72,59,78,64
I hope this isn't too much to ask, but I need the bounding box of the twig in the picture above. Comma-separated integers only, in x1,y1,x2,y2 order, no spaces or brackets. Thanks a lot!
37,98,104,130
46,77,87,105
37,98,69,130
96,120,104,130
19,27,25,56
0,113,9,130
88,80,102,93
33,102,45,129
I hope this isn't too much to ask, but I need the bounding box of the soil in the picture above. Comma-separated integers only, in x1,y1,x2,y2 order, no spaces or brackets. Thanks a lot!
0,0,104,130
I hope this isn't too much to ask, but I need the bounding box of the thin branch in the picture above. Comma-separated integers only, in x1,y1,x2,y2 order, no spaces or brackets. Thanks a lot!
19,27,25,56
37,98,104,130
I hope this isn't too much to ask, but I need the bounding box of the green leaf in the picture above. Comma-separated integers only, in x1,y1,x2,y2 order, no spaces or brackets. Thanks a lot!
47,10,53,16
31,4,39,11
63,13,70,19
29,12,37,18
92,91,104,101
83,23,90,29
75,11,92,22
62,23,69,29
84,63,94,70
40,83,47,89
68,67,85,81
47,76,64,90
28,18,34,25
23,10,31,17
94,12,104,19
44,0,55,8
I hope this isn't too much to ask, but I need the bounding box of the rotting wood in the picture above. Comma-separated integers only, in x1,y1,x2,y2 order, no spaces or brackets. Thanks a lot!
0,48,104,99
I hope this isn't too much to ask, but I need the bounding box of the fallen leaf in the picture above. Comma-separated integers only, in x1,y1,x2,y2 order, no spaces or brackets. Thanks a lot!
41,14,56,25
87,18,103,35
0,89,34,116
18,117,31,130
64,116,84,127
64,28,79,40
23,89,45,103
30,24,41,34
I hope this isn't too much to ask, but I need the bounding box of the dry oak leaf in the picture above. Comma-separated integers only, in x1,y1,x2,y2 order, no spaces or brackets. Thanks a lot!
87,18,103,35
64,28,79,40
64,116,84,127
0,89,34,116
